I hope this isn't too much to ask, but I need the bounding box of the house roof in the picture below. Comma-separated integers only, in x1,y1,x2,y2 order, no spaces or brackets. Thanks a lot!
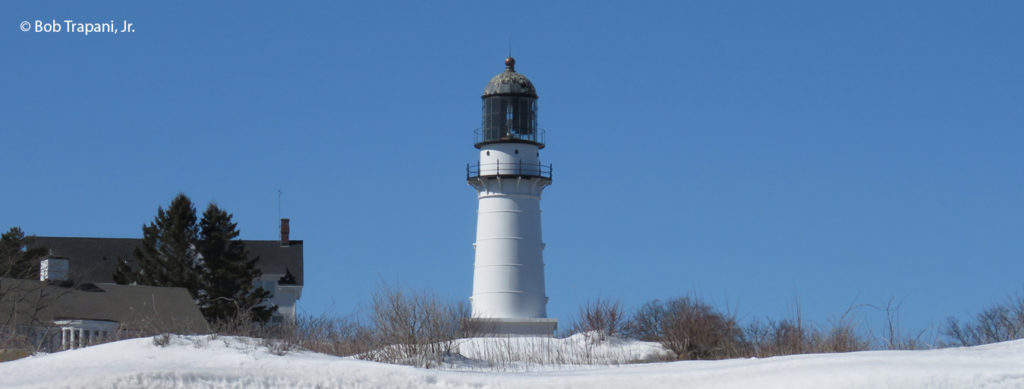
0,278,210,333
244,240,305,285
31,237,303,286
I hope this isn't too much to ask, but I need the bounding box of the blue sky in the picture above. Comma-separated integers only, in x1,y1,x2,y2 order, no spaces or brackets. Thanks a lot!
3,1,1022,341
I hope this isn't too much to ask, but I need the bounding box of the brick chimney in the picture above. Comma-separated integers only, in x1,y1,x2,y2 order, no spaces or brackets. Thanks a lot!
280,218,290,246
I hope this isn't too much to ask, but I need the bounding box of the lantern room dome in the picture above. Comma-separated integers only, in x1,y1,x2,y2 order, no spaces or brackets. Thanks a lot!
483,57,537,97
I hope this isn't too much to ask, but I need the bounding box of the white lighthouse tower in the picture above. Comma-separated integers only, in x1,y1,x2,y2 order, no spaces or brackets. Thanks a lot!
467,57,557,336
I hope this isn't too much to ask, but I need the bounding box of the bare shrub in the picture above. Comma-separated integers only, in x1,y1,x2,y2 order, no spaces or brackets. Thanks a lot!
623,300,665,341
568,298,626,341
662,297,744,360
814,322,868,353
745,303,869,357
197,284,474,365
746,319,809,357
1,278,86,354
811,305,869,353
945,292,1024,347
209,308,374,358
286,314,373,357
0,229,61,355
625,297,743,360
363,284,474,367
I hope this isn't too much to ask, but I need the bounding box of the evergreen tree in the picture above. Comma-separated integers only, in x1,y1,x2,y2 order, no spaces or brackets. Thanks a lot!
197,204,274,323
129,193,204,301
111,256,135,284
115,193,276,324
0,227,47,279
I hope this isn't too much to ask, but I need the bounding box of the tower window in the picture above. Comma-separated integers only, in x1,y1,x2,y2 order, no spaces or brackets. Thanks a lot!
515,149,519,154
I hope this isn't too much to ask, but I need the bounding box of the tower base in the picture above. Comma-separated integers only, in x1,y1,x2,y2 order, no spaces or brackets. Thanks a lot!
468,317,558,337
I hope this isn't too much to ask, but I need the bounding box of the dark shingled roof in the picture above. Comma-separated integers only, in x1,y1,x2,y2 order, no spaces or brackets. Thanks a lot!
484,69,537,97
483,57,537,97
31,237,303,285
0,278,210,333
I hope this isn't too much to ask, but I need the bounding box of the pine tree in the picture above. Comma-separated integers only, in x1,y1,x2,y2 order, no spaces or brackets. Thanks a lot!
116,194,276,324
0,227,48,279
197,204,274,323
130,193,204,301
111,256,135,284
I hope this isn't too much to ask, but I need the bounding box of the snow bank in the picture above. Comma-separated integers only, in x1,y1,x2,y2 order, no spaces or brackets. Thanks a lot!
2,335,1023,388
453,332,674,370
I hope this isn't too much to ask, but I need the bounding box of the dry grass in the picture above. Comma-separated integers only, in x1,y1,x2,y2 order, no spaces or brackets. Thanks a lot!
12,280,1002,368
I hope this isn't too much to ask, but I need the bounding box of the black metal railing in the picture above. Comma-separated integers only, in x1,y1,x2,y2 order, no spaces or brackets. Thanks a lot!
474,127,546,146
467,160,553,180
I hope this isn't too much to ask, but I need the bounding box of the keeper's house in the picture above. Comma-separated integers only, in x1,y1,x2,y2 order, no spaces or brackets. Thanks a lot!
31,218,304,322
0,277,209,352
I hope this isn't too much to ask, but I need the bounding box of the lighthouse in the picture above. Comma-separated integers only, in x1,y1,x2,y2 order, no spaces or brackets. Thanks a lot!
466,57,557,336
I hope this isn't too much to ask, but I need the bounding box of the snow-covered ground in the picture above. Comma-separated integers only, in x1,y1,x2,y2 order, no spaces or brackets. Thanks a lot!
451,333,674,370
2,334,1023,388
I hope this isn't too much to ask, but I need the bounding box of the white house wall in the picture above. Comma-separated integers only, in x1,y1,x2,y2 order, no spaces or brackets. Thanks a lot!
258,274,301,322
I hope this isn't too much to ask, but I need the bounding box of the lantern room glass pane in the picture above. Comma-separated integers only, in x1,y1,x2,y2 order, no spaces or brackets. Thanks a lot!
481,96,537,143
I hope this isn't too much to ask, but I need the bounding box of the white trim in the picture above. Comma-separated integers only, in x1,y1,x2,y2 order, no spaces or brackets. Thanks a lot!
53,319,119,350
